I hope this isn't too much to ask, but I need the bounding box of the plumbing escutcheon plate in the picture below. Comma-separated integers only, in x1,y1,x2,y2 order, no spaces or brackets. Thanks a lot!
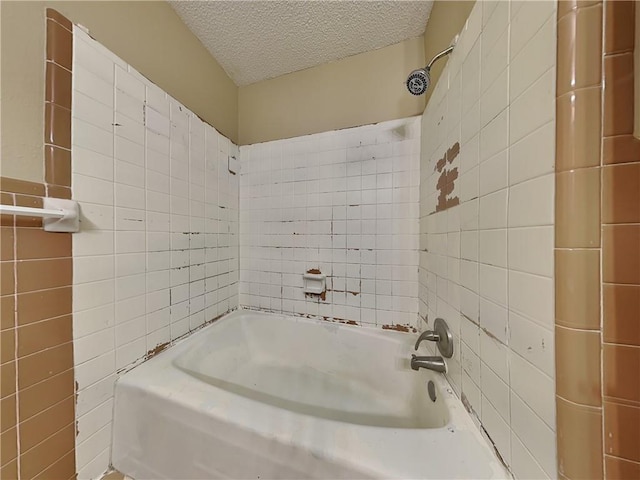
434,317,454,358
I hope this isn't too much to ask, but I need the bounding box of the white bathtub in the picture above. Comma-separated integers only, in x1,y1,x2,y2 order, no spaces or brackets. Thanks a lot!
112,310,509,479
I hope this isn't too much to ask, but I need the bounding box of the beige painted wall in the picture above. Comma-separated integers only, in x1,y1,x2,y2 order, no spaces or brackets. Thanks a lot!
0,1,238,183
238,36,426,145
423,1,475,107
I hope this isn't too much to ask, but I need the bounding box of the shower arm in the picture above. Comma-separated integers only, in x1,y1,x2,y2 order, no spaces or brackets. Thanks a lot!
426,45,455,69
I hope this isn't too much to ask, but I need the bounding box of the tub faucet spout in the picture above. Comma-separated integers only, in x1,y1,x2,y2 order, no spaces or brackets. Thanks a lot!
411,354,447,373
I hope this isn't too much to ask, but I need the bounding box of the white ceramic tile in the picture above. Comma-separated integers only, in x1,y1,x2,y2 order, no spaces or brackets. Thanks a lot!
510,67,555,145
115,159,145,188
480,329,509,382
115,112,145,145
479,150,508,197
73,91,114,132
508,226,554,277
74,65,113,108
481,395,512,464
458,166,479,203
73,305,115,339
74,327,114,365
77,398,113,444
73,119,114,157
509,121,555,187
481,362,510,423
73,174,114,207
115,65,145,101
508,173,554,227
480,297,508,344
510,352,555,428
510,14,556,102
146,106,171,137
74,280,115,313
478,229,507,268
510,432,551,480
479,109,508,163
509,270,554,329
480,27,508,96
481,0,508,55
74,34,114,83
74,255,114,284
115,135,145,166
461,40,481,115
460,231,478,261
478,189,508,230
510,392,557,477
76,374,116,417
115,315,146,347
509,311,554,377
76,425,111,473
510,0,556,60
115,337,147,370
73,147,114,182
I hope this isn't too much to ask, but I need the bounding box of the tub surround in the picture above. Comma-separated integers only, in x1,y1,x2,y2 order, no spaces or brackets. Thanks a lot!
419,1,557,477
70,27,240,479
239,118,421,328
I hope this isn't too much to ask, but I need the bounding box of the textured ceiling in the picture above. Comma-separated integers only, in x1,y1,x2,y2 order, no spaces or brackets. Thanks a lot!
169,1,434,86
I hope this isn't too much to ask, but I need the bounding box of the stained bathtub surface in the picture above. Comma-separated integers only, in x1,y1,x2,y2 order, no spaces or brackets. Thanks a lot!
113,310,511,479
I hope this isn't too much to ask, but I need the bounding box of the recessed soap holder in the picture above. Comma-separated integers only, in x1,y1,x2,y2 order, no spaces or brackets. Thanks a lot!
303,271,326,295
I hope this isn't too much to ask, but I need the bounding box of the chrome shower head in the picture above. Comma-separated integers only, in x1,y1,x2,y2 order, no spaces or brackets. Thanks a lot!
406,68,430,96
405,42,456,96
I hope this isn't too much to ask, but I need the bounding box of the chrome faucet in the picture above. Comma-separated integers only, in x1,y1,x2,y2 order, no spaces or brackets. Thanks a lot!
414,318,454,358
410,318,453,374
414,329,440,350
411,354,447,373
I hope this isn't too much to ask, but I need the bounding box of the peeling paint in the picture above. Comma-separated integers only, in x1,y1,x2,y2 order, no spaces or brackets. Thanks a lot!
145,341,170,360
381,324,418,333
433,142,461,214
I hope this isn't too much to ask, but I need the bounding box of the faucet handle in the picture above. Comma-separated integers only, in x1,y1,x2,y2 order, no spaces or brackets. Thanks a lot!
414,330,440,350
414,318,454,358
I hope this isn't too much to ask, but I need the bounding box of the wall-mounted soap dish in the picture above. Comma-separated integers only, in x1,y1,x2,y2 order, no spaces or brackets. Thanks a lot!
303,271,326,294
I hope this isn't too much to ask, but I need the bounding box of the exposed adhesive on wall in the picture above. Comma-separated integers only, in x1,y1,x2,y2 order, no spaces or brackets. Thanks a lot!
381,324,418,333
433,142,460,213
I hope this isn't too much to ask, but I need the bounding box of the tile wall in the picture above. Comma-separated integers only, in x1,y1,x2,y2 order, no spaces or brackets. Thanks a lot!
418,1,557,478
555,1,640,478
239,118,420,327
554,1,605,478
0,9,76,480
70,28,239,479
601,1,640,476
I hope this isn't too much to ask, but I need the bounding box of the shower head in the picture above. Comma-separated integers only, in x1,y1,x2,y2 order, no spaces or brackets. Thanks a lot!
406,68,431,96
405,43,456,96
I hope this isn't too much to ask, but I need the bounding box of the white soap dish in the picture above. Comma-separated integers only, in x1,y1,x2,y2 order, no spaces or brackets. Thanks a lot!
303,271,326,294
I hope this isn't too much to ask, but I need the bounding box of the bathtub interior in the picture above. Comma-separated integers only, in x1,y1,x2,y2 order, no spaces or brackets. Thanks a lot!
173,312,450,428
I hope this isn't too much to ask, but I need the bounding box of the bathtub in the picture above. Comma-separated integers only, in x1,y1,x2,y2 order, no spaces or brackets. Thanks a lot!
112,310,509,479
